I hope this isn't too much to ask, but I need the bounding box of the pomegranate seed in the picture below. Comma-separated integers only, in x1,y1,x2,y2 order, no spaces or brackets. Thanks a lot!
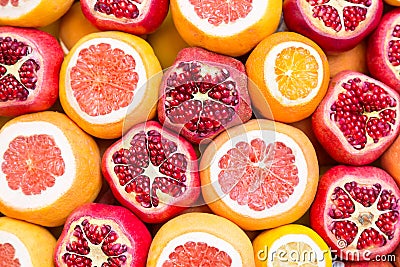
94,0,139,19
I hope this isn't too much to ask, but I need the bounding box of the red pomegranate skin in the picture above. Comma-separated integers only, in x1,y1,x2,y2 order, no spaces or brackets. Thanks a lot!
310,165,400,261
283,0,383,54
54,203,152,267
341,261,394,266
102,121,201,224
158,47,252,144
312,70,400,166
0,26,63,117
80,0,169,35
367,8,400,92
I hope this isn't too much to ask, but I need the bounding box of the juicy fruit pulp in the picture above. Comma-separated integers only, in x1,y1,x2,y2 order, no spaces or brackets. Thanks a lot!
283,0,383,53
200,119,319,230
55,203,152,267
102,121,200,223
310,165,400,261
312,71,400,165
147,212,256,266
158,47,252,144
0,26,63,117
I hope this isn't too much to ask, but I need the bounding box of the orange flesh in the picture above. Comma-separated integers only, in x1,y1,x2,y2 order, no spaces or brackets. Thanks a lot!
217,138,299,211
2,134,65,195
162,241,232,267
0,243,21,267
189,0,253,26
70,43,138,116
275,46,319,100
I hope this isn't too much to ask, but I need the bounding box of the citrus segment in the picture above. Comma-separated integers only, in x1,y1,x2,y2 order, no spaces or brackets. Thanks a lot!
60,31,162,139
0,111,102,227
70,42,138,116
200,119,319,230
0,243,20,267
2,134,65,195
171,0,282,56
246,32,329,123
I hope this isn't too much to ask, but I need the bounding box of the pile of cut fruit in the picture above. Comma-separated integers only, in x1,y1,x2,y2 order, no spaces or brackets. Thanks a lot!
1,0,400,266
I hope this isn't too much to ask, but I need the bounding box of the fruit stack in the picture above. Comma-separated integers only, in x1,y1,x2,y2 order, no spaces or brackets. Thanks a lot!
0,0,399,266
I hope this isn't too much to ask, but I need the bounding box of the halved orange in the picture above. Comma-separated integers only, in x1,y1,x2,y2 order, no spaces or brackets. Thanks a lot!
0,111,102,227
253,224,332,267
59,31,162,139
0,217,56,267
0,0,74,28
246,31,330,123
147,212,255,266
170,0,282,57
200,119,319,230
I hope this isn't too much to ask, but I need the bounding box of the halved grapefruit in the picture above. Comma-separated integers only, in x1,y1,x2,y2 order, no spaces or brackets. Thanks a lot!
200,119,319,230
59,31,162,139
170,0,282,57
0,111,102,227
147,212,255,266
0,216,56,267
0,0,74,28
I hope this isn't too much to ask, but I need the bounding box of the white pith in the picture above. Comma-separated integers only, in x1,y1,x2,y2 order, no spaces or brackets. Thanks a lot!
209,129,308,219
0,0,41,19
384,18,400,76
323,75,400,153
176,0,268,37
155,232,242,267
267,234,327,266
65,37,147,125
87,0,150,21
107,126,196,209
263,41,324,106
0,122,76,209
0,33,44,105
299,0,379,37
57,217,132,266
325,176,399,250
0,230,33,267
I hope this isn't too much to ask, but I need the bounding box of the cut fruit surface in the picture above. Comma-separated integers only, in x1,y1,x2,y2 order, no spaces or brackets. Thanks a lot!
60,31,162,139
0,111,102,227
0,216,56,267
253,224,332,267
147,212,255,267
0,0,73,27
200,119,319,230
170,0,282,56
246,32,330,123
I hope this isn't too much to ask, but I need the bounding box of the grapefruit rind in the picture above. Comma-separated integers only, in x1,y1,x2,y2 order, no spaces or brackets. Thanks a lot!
64,37,147,125
0,122,76,210
0,231,32,266
176,0,268,37
209,129,308,218
264,41,324,106
0,0,41,19
155,232,242,267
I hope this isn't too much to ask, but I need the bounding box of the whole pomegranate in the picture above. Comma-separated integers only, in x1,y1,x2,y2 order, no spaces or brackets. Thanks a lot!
310,165,400,261
54,203,152,267
158,47,252,144
0,26,63,117
312,70,400,165
283,0,383,53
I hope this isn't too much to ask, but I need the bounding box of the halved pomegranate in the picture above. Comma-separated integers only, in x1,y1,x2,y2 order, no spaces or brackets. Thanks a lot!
80,0,169,35
310,165,400,261
283,0,383,53
0,26,63,117
158,47,252,144
312,70,400,165
102,121,200,224
54,203,152,267
367,8,400,92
